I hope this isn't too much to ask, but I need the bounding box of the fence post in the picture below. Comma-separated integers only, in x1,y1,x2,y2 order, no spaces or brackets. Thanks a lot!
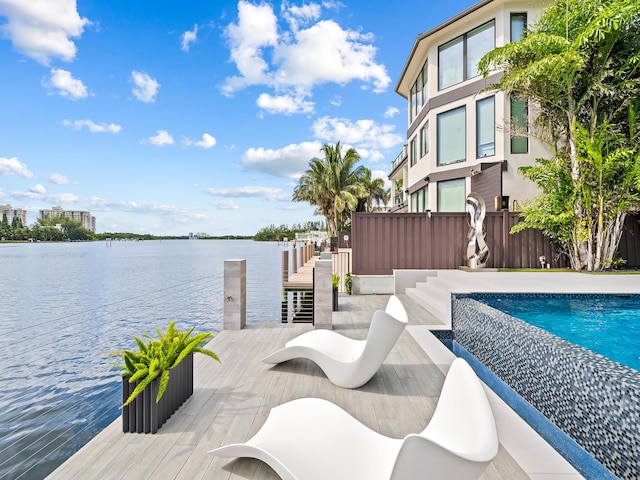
313,259,332,329
224,259,246,330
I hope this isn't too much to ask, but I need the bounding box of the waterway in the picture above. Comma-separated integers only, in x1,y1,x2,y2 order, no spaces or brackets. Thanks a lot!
0,239,286,479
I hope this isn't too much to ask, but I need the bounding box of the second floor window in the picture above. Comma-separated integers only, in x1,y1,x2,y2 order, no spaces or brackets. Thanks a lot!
510,96,528,154
476,96,495,158
420,122,430,157
437,106,466,166
438,20,495,90
410,138,418,166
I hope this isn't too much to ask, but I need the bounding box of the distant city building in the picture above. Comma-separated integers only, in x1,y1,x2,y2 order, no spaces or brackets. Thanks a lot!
39,206,96,233
189,232,209,239
0,204,27,226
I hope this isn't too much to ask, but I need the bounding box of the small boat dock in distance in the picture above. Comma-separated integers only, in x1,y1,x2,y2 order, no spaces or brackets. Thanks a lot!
281,244,317,323
281,243,316,289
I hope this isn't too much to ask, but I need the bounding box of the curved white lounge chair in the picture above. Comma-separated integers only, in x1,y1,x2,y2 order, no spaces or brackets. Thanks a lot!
262,295,408,388
210,358,499,480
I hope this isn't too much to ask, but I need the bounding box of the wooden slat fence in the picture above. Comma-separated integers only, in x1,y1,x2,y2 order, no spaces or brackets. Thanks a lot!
351,212,640,275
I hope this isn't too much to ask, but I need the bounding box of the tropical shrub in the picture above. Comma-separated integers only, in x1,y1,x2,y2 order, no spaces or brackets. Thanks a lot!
114,321,220,406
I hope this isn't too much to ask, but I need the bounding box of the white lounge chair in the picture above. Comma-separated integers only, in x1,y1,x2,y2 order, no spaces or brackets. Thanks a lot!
209,357,499,480
262,295,408,388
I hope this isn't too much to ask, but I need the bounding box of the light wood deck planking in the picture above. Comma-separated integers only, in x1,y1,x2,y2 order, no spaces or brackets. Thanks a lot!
47,294,527,480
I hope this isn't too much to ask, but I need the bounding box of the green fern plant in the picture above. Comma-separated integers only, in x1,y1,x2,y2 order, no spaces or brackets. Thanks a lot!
113,321,220,406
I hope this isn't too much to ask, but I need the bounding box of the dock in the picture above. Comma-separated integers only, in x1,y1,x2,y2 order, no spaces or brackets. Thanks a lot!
46,294,581,480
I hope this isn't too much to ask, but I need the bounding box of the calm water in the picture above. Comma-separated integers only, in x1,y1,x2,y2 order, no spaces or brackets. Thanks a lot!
475,294,640,372
0,240,287,479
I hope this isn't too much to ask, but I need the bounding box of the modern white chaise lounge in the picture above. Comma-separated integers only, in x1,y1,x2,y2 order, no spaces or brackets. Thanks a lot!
209,357,499,480
261,294,409,388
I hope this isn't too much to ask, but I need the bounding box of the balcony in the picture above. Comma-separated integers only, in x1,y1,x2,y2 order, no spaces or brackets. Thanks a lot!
390,144,408,176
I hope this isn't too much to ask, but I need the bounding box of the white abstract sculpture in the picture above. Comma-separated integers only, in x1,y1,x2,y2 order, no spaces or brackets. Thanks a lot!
465,192,489,268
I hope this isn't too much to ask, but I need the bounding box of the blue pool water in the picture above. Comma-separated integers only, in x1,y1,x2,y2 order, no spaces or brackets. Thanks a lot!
473,294,640,373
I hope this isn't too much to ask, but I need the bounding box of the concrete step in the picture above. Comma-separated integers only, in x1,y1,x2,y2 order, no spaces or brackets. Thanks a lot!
405,286,450,328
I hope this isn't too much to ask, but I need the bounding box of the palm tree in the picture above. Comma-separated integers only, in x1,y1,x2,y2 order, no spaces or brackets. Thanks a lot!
356,168,389,212
292,142,365,237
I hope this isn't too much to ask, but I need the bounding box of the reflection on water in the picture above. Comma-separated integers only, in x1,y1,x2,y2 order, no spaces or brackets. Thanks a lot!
0,240,285,479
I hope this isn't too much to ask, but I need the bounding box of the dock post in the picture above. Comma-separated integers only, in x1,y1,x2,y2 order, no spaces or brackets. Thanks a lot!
224,259,246,330
313,259,332,329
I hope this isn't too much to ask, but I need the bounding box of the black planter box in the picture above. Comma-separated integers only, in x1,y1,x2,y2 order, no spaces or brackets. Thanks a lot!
332,290,338,311
122,353,194,433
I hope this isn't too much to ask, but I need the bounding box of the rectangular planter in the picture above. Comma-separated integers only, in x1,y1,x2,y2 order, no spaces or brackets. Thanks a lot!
122,353,194,433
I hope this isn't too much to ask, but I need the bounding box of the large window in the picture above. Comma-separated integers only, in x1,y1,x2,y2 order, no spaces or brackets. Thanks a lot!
410,60,429,122
510,96,528,153
420,122,430,157
511,13,527,42
411,187,429,212
476,96,495,158
466,22,495,79
437,106,466,166
438,20,495,90
410,137,417,166
437,179,466,212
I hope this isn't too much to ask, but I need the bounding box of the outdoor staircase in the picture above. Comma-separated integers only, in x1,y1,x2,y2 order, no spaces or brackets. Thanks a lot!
404,270,486,329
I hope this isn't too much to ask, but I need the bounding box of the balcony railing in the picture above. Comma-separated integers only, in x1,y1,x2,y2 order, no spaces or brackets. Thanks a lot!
390,144,408,173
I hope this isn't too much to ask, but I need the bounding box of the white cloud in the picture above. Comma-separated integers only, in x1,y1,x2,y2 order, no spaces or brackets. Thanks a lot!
222,1,278,95
147,130,174,146
282,1,321,32
256,93,314,115
222,1,389,112
384,106,400,118
48,172,76,184
184,133,217,149
181,24,198,52
131,70,160,103
242,141,323,179
274,20,390,92
0,0,90,65
370,169,390,189
312,116,403,150
63,119,122,133
0,157,34,178
206,185,289,201
13,190,79,203
29,183,46,194
214,200,240,210
0,187,4,200
330,95,342,107
45,68,88,99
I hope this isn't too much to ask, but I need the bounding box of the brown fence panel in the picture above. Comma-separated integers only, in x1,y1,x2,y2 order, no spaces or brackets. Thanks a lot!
352,211,572,275
618,215,640,268
351,211,639,275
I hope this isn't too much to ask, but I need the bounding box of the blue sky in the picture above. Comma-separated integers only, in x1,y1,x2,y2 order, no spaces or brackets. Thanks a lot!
0,0,477,236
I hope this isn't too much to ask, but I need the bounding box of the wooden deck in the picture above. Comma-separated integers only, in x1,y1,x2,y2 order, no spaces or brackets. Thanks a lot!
282,256,316,289
47,294,530,480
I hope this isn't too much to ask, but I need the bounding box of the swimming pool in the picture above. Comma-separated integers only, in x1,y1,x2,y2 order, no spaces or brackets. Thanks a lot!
451,294,640,479
472,293,640,372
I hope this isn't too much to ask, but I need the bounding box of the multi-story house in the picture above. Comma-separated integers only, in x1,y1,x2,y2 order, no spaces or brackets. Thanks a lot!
39,206,96,233
390,0,549,214
0,204,27,226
